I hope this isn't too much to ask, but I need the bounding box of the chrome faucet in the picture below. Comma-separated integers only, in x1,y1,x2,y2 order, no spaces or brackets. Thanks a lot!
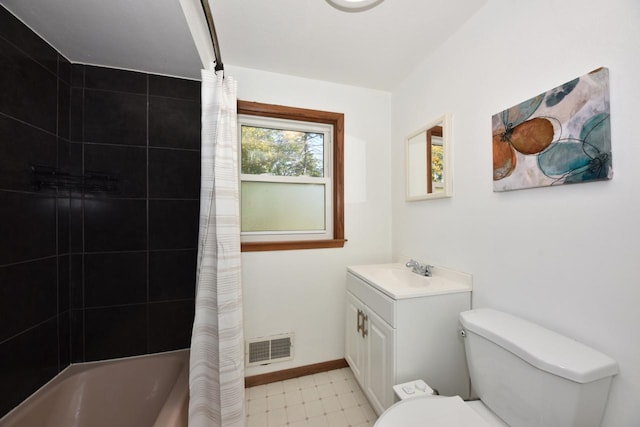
405,259,433,277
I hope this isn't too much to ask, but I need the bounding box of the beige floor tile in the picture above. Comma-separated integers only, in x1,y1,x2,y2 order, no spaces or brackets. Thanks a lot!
248,384,267,399
325,410,349,427
344,406,367,425
337,392,357,409
332,379,351,395
267,393,285,410
245,368,378,427
266,381,284,396
328,369,346,382
283,377,301,392
246,411,268,427
304,399,325,418
307,415,330,427
298,375,317,389
320,395,341,413
286,403,307,423
317,382,335,398
267,406,287,426
301,386,320,402
313,371,331,385
285,389,304,406
247,396,267,415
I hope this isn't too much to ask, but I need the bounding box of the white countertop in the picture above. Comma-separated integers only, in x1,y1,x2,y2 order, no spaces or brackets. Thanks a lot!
347,263,472,299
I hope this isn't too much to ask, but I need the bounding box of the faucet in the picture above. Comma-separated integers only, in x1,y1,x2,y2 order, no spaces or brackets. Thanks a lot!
405,259,433,277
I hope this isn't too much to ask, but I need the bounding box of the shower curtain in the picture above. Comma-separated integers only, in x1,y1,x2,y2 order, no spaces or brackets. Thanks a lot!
189,65,245,427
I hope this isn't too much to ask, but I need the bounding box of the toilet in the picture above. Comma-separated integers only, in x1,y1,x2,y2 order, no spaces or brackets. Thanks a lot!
375,308,618,426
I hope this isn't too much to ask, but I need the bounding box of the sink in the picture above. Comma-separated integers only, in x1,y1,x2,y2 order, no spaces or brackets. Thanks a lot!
369,266,432,288
347,262,472,299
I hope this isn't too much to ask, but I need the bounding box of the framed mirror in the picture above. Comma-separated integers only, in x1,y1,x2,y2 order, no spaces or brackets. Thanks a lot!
405,114,452,201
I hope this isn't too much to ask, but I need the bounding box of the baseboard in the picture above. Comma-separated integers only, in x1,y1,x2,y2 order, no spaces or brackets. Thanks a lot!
244,358,349,388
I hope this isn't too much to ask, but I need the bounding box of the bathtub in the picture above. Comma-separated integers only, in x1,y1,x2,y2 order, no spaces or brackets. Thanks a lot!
0,349,189,427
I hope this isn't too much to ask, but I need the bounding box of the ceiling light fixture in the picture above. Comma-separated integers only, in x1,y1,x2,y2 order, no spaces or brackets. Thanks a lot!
326,0,385,12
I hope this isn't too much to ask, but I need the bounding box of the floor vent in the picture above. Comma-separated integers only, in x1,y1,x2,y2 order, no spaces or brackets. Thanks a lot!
246,334,294,366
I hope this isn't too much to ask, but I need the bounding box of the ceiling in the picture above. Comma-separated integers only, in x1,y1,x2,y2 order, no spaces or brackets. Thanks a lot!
1,0,203,80
1,0,487,91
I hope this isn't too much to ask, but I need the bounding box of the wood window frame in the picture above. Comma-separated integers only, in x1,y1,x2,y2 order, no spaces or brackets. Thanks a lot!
238,100,346,252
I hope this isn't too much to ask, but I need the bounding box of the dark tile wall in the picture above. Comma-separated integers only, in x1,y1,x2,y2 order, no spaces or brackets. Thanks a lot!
0,5,71,416
69,64,200,364
0,5,200,418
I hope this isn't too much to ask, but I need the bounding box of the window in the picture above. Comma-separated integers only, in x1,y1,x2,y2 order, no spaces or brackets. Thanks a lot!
238,101,345,252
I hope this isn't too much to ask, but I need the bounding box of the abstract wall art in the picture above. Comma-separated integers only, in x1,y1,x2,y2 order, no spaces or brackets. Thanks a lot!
492,67,611,192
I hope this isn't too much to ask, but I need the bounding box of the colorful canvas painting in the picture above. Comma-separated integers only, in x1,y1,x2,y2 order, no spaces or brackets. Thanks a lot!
492,67,611,192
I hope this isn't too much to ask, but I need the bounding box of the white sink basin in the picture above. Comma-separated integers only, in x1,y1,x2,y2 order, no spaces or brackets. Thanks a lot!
347,263,472,299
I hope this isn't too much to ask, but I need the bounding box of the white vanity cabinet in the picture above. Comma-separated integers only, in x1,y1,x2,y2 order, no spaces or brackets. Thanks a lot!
345,264,472,415
345,291,395,413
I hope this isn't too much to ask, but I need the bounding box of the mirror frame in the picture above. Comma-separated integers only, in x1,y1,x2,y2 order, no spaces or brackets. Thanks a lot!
405,113,453,201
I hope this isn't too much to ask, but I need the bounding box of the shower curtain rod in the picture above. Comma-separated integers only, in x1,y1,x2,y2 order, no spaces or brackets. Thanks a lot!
200,0,224,72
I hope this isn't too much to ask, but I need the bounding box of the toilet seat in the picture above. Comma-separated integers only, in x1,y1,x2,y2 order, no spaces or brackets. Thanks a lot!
374,395,499,426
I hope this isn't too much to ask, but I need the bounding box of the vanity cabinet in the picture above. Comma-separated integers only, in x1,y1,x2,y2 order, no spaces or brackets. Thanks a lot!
345,292,394,413
345,266,471,415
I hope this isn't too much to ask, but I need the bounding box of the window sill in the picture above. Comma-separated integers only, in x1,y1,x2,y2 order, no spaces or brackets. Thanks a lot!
241,239,347,252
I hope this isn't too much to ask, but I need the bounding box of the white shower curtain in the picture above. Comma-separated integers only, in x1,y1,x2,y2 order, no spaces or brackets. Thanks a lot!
189,65,245,427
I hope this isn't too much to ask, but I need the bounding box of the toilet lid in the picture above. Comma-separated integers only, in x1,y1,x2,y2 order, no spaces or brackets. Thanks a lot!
374,396,493,427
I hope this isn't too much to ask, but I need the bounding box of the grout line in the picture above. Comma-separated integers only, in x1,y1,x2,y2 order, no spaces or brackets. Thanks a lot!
0,31,59,79
79,298,194,312
0,314,59,346
80,68,86,363
80,140,200,152
0,111,58,137
77,86,146,96
0,254,58,269
145,73,151,355
55,54,62,372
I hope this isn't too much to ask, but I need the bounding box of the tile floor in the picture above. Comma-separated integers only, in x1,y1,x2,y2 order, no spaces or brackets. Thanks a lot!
245,367,378,427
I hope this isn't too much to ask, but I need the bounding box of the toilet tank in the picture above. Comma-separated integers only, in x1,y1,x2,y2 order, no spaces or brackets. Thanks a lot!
459,309,618,427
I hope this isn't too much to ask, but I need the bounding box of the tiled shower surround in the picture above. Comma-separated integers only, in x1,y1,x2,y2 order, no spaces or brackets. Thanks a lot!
0,5,200,417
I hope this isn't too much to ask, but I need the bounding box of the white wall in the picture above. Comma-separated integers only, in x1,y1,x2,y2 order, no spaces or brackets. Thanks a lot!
227,65,393,376
391,0,640,425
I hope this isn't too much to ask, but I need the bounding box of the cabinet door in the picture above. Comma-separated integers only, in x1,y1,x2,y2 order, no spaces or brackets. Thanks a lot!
345,292,366,386
364,307,396,415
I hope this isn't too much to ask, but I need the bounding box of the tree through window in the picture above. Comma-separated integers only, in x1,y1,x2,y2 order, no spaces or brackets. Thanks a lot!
241,127,324,177
238,101,346,252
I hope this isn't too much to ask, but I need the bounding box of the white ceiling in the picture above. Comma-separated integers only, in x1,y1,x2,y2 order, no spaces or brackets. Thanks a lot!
1,0,487,91
1,0,203,80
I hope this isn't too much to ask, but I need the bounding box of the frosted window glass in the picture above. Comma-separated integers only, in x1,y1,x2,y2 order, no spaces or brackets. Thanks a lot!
241,182,326,232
